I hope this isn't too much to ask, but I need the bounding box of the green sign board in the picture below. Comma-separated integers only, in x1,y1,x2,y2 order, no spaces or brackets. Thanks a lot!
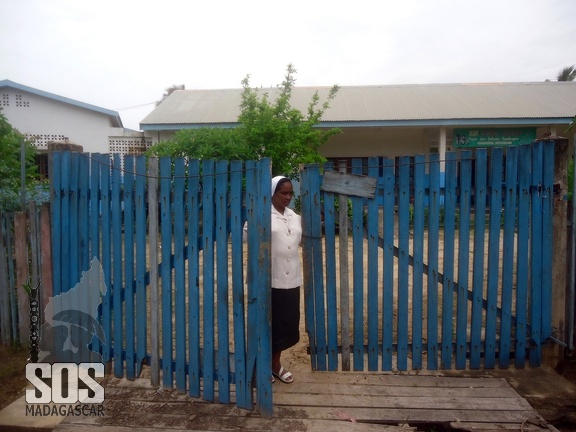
453,128,536,148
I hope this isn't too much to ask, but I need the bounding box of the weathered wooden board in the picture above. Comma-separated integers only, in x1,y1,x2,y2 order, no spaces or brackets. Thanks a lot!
321,170,377,198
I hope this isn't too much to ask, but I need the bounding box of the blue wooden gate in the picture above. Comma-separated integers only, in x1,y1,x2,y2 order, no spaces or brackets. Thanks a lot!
49,152,274,416
300,140,554,371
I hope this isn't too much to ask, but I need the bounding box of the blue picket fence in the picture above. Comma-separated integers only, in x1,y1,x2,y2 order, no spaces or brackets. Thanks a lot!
50,152,274,416
300,141,554,372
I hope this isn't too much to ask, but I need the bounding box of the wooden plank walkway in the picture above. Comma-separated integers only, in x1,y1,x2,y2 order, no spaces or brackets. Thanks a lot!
55,371,559,432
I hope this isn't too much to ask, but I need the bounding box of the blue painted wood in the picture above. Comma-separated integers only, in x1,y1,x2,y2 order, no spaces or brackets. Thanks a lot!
99,154,112,363
441,152,457,369
367,158,379,371
455,151,472,370
515,145,531,368
381,157,395,370
201,160,215,400
187,159,201,397
69,152,79,293
215,160,230,402
541,140,554,340
60,152,72,363
500,147,519,368
310,165,327,371
124,156,136,380
412,154,425,370
244,160,258,406
300,166,317,370
485,147,503,369
322,172,339,371
397,156,410,371
173,158,186,392
78,153,90,275
530,142,543,367
351,159,364,370
470,149,487,369
135,156,147,374
229,160,248,408
89,154,101,356
112,153,124,377
426,153,440,370
51,152,62,298
159,157,174,388
255,159,272,418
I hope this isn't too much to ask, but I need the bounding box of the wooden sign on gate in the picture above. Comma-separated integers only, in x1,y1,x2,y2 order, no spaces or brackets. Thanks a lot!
320,170,377,199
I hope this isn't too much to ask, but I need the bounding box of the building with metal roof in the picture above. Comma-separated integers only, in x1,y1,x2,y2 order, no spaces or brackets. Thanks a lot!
0,79,150,156
141,81,576,165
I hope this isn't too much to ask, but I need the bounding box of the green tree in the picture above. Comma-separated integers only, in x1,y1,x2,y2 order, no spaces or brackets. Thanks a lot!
156,83,185,106
147,64,340,177
0,109,39,210
557,65,576,81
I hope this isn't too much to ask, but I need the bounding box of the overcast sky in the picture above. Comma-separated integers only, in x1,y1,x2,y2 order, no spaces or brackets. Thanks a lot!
1,0,575,130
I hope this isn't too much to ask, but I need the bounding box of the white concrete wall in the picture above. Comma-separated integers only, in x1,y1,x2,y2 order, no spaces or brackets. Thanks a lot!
1,88,117,153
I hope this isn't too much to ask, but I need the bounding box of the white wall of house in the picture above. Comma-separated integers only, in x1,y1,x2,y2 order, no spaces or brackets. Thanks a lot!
1,88,119,153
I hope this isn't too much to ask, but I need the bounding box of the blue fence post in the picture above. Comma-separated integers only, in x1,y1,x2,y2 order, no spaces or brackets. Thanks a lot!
124,155,136,380
426,153,440,370
351,159,364,371
397,156,410,371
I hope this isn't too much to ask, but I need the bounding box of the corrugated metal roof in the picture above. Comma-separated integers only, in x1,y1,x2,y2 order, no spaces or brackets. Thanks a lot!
141,82,576,128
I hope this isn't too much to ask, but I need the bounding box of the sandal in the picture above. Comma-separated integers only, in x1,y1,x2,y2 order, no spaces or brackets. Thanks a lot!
272,367,293,384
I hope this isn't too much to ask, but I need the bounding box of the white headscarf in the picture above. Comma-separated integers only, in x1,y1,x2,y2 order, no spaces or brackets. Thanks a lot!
271,175,288,196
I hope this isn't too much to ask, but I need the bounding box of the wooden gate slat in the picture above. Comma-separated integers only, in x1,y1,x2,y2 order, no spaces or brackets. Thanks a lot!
99,153,112,364
215,160,230,402
412,154,425,369
485,148,503,369
135,155,147,376
470,149,487,368
426,154,440,370
500,147,519,368
89,154,101,357
456,151,472,370
541,140,554,340
381,157,395,371
322,162,339,371
173,158,186,392
112,153,124,377
186,159,201,397
397,156,410,371
230,160,248,408
124,155,136,380
367,158,379,371
442,152,457,369
530,142,543,366
351,159,364,370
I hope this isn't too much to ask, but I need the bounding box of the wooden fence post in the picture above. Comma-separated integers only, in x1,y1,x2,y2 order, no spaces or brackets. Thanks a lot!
544,137,569,366
14,211,29,344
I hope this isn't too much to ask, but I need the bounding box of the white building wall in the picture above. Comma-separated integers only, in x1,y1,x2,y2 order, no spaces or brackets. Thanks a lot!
1,88,116,153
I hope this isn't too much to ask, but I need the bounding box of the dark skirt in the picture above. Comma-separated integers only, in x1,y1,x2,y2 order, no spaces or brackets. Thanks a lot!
271,287,300,352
